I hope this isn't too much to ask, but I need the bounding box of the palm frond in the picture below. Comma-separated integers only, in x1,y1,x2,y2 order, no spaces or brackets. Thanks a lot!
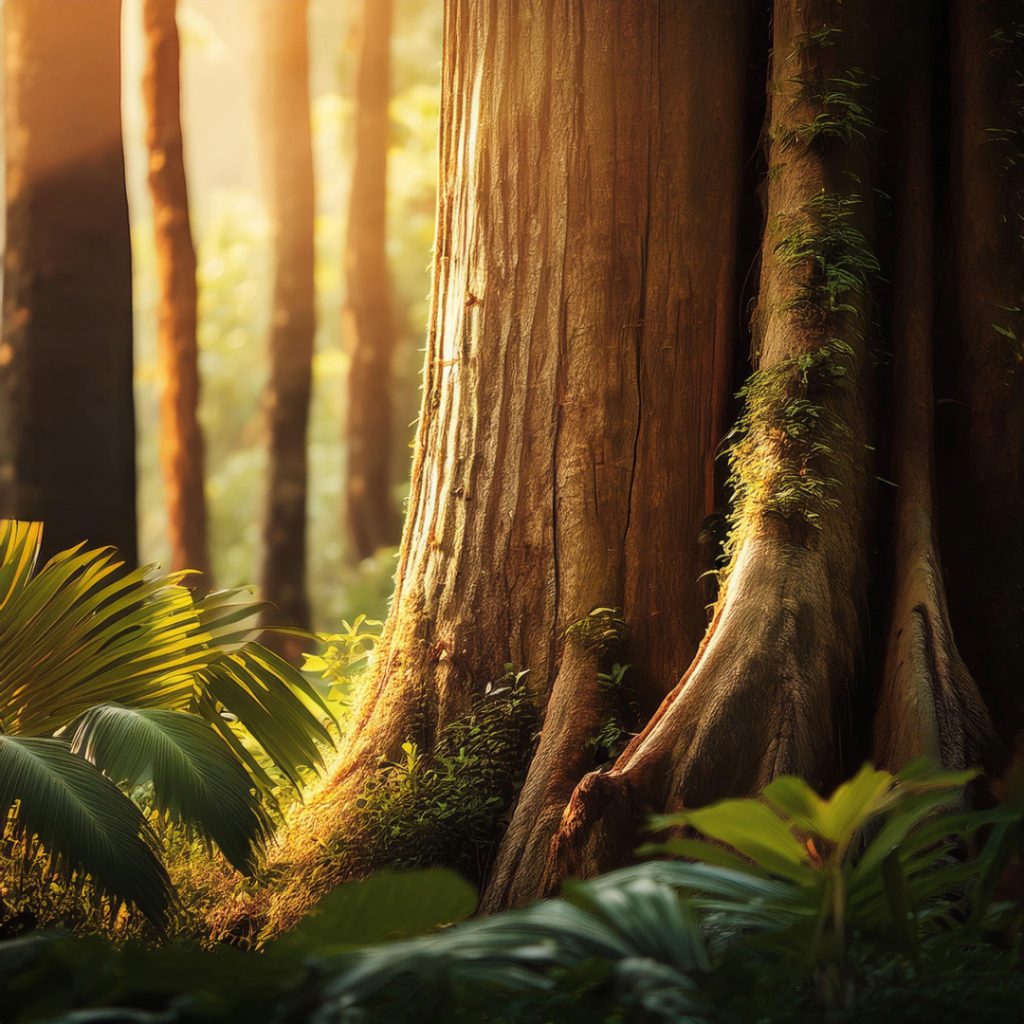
0,521,334,795
71,705,271,873
0,735,171,923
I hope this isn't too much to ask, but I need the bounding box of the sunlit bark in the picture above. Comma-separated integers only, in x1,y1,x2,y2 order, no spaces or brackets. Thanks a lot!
0,0,136,562
343,0,400,562
258,0,316,638
143,0,210,585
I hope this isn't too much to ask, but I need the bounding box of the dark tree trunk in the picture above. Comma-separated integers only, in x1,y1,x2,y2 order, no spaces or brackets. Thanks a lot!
143,0,210,585
343,0,401,562
258,0,316,637
941,0,1024,744
0,0,136,563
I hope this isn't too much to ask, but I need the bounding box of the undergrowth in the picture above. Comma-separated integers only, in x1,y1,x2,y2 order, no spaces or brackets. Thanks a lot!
355,667,536,882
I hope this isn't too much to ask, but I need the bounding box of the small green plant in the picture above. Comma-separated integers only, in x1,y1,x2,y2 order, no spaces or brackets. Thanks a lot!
587,663,637,765
356,667,535,881
565,607,627,654
303,614,383,706
779,69,873,150
775,191,880,319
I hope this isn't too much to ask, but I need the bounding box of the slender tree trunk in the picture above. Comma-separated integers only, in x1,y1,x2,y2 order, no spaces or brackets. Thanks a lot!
343,0,400,562
0,0,136,562
142,0,210,585
874,5,993,773
258,0,315,637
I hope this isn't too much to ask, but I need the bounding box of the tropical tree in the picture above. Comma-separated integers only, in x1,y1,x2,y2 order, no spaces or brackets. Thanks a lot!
343,0,401,561
0,521,333,924
233,0,1022,936
0,0,136,562
142,0,211,583
258,0,316,641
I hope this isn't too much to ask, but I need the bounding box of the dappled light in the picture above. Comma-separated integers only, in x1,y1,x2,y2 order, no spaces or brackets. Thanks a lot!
1,1,1024,1021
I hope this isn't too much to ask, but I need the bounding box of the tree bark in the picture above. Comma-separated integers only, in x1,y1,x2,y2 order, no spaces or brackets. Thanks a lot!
941,0,1024,744
248,0,753,937
343,0,401,562
258,0,316,637
544,0,882,888
143,0,211,585
874,6,994,774
0,0,136,563
215,0,1024,941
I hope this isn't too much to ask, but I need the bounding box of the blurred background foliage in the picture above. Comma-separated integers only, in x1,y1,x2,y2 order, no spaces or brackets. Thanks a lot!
124,0,441,630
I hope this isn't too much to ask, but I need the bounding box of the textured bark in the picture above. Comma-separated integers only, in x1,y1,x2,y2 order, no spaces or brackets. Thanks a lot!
251,0,752,935
874,11,994,773
544,0,880,887
216,1,1024,940
143,0,211,585
942,0,1024,743
343,0,401,562
0,0,136,562
258,0,316,636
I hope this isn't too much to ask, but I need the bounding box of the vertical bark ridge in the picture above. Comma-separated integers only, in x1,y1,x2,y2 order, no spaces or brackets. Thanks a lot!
942,0,1024,742
143,0,211,584
874,8,995,774
542,0,883,890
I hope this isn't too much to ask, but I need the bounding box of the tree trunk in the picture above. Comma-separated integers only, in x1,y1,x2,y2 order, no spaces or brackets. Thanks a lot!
940,0,1024,745
142,0,211,585
874,5,992,774
246,0,754,938
221,0,1019,940
258,0,316,638
0,0,136,563
343,0,401,562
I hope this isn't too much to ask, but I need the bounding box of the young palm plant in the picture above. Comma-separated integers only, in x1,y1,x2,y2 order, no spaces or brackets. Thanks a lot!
0,520,334,925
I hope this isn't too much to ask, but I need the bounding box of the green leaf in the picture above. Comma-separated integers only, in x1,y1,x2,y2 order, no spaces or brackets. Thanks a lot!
0,735,171,923
71,704,270,873
681,800,813,884
274,869,477,954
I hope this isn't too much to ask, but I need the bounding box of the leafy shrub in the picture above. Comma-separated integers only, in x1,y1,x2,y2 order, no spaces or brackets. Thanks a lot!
1,762,1022,1023
356,669,536,881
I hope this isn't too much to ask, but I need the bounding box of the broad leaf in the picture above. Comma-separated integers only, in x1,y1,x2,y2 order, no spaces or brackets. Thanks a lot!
0,735,171,923
71,704,271,873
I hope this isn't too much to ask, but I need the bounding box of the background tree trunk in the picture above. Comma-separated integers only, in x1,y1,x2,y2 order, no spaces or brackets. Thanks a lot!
143,0,211,585
0,0,136,563
258,0,316,638
343,0,400,563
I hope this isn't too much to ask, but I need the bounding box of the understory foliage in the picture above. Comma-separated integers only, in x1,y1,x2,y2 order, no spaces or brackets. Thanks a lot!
355,668,536,881
2,763,1022,1023
0,521,334,931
